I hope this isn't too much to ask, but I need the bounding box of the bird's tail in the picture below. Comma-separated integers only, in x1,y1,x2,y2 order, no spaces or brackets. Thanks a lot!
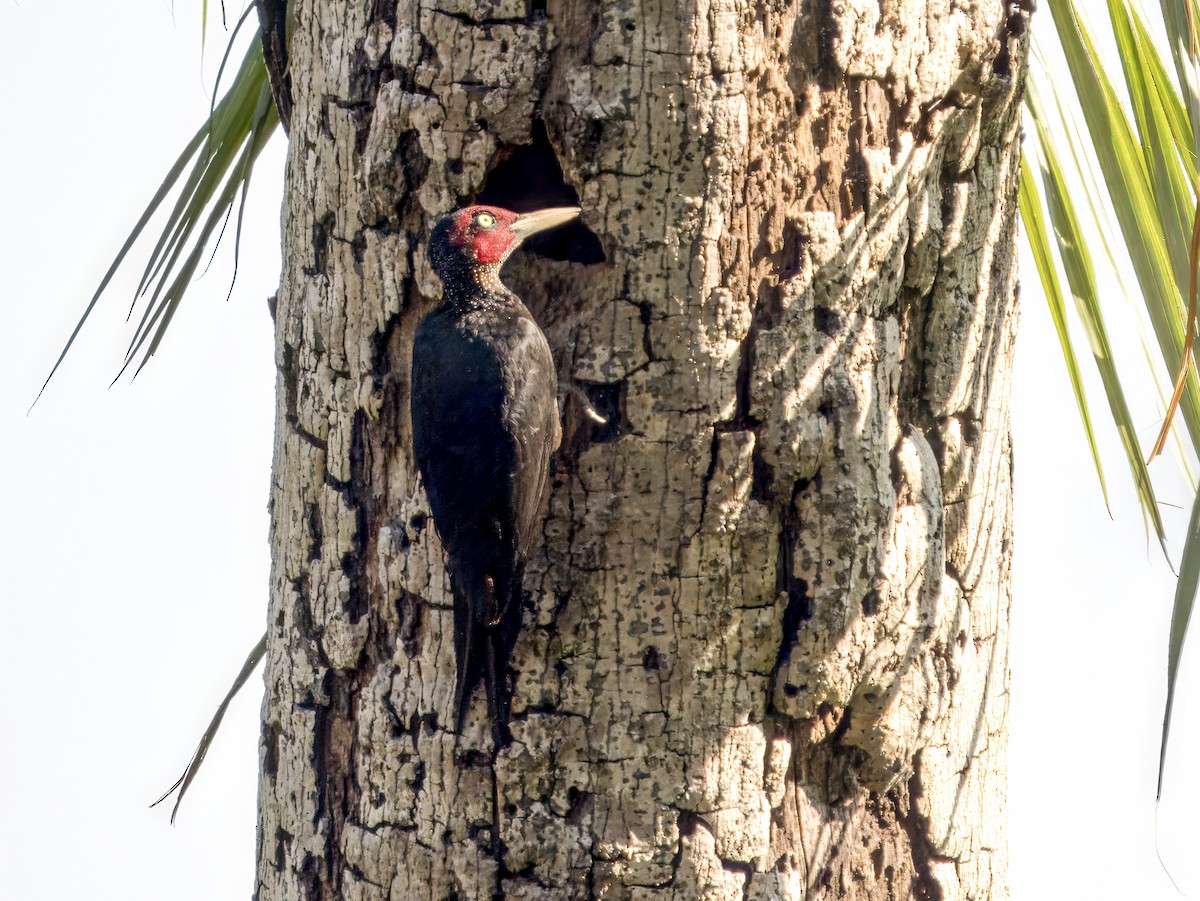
451,560,525,745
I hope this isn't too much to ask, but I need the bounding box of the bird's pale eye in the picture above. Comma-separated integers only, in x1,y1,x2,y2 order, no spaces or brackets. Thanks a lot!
474,211,496,229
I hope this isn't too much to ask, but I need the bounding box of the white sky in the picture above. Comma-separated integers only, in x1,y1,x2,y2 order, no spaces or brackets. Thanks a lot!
0,3,1196,899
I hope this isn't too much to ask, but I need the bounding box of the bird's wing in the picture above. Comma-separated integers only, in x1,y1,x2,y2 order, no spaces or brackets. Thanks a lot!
502,316,560,557
412,313,511,541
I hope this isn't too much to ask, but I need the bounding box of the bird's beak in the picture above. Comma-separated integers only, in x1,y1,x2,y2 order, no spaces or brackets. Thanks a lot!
509,206,582,241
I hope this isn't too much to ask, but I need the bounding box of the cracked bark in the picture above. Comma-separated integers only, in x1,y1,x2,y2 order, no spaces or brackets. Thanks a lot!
256,0,1024,898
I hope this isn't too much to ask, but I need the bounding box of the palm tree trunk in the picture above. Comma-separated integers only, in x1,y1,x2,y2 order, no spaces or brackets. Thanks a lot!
256,1,1023,898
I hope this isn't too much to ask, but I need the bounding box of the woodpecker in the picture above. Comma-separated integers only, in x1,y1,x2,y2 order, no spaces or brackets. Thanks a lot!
411,204,579,742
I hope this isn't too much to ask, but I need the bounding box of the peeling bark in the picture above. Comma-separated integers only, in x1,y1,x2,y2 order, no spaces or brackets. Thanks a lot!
257,1,1024,898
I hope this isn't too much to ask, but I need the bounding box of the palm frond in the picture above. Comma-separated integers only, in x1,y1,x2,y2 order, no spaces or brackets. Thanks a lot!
152,633,267,823
35,23,278,402
1025,0,1200,798
1018,151,1111,510
1026,73,1167,543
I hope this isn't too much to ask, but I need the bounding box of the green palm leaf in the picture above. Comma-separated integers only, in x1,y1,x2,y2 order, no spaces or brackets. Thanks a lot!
1018,151,1111,509
1025,0,1200,798
35,22,278,401
1025,73,1166,543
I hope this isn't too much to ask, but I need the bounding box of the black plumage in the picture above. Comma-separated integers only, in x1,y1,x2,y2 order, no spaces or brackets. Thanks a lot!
411,205,578,742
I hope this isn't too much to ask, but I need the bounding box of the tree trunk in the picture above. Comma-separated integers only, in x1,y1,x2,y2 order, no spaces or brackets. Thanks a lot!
256,1,1023,898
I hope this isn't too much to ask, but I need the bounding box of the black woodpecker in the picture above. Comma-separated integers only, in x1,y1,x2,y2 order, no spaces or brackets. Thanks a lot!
411,204,579,742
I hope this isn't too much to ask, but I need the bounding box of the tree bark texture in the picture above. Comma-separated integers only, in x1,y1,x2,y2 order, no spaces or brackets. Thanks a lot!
257,1,1024,898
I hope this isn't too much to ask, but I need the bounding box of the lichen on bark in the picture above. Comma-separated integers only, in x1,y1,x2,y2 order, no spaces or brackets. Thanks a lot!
257,0,1024,898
